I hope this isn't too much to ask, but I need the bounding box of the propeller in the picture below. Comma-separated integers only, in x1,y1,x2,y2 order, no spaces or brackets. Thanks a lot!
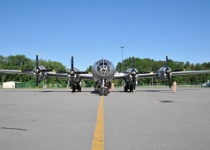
35,54,39,88
166,54,169,67
71,55,74,71
69,55,88,78
130,56,138,91
130,56,137,76
132,56,135,69
33,54,52,88
130,56,150,75
68,55,89,92
165,55,172,88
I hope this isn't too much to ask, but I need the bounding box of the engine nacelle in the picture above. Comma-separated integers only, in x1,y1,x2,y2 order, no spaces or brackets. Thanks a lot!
33,66,48,81
124,68,138,83
157,67,172,81
125,74,134,83
67,69,81,84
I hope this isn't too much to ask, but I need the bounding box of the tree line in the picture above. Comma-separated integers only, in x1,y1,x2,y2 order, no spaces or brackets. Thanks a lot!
116,57,210,86
0,55,67,87
0,55,210,87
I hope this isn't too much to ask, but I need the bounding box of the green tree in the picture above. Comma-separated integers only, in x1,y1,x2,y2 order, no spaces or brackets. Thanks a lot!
82,65,94,87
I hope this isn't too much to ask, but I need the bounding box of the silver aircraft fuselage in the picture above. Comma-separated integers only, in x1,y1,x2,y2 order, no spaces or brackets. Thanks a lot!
92,59,116,82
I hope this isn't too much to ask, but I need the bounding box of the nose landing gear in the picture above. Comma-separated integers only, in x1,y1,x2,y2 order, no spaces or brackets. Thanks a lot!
99,79,110,96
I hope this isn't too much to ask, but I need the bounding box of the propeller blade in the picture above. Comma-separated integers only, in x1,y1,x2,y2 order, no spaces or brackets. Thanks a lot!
169,80,172,89
35,54,39,88
36,73,38,88
68,55,88,77
36,54,38,69
167,74,171,89
132,56,134,69
166,54,168,67
71,55,74,70
34,54,53,88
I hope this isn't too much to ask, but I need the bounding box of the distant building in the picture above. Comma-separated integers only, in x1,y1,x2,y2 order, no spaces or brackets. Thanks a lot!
3,81,17,88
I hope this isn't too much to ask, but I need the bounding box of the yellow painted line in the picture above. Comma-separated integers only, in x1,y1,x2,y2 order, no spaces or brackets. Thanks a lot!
91,96,104,150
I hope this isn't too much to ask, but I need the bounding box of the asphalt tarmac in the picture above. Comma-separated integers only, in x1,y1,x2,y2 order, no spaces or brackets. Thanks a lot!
0,87,210,150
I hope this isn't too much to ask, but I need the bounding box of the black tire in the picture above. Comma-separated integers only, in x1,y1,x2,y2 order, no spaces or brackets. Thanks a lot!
78,86,81,92
99,88,103,96
104,88,108,96
124,84,128,92
124,86,127,92
71,85,75,92
130,84,133,92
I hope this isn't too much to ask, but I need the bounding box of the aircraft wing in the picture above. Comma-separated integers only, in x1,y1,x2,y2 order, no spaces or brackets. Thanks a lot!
80,74,94,80
137,70,210,79
49,70,210,79
137,72,158,78
137,70,210,78
113,70,210,80
0,69,94,79
113,73,126,80
0,69,34,75
0,69,67,78
113,72,158,80
46,72,67,78
50,72,93,79
171,70,210,76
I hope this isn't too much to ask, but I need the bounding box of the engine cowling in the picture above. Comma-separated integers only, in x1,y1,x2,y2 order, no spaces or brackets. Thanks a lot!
157,67,172,81
67,69,81,83
124,68,139,83
33,66,48,81
125,74,133,83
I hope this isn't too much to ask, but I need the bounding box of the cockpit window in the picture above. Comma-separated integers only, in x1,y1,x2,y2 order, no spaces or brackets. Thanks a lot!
96,59,111,76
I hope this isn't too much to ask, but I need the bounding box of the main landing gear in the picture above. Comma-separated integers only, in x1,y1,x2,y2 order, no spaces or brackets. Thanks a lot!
124,82,136,92
71,83,82,92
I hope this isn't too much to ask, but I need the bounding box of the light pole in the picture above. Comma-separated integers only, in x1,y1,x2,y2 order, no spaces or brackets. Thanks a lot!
121,46,124,72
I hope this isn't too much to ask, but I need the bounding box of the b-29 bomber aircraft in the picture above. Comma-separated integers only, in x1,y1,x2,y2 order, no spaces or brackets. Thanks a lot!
1,54,210,96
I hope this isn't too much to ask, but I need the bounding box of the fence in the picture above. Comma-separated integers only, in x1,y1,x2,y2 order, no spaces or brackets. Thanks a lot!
3,82,205,89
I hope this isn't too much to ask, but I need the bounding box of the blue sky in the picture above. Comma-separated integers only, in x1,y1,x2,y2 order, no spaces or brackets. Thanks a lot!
0,0,209,70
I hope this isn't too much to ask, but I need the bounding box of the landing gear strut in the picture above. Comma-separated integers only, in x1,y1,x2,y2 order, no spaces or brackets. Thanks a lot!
124,82,136,92
70,82,82,92
99,79,110,96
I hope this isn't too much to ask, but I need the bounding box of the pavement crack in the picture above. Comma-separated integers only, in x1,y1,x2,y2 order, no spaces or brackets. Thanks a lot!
0,127,27,131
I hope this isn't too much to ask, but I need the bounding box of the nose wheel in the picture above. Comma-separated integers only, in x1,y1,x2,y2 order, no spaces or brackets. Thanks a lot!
99,79,109,96
99,87,108,96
